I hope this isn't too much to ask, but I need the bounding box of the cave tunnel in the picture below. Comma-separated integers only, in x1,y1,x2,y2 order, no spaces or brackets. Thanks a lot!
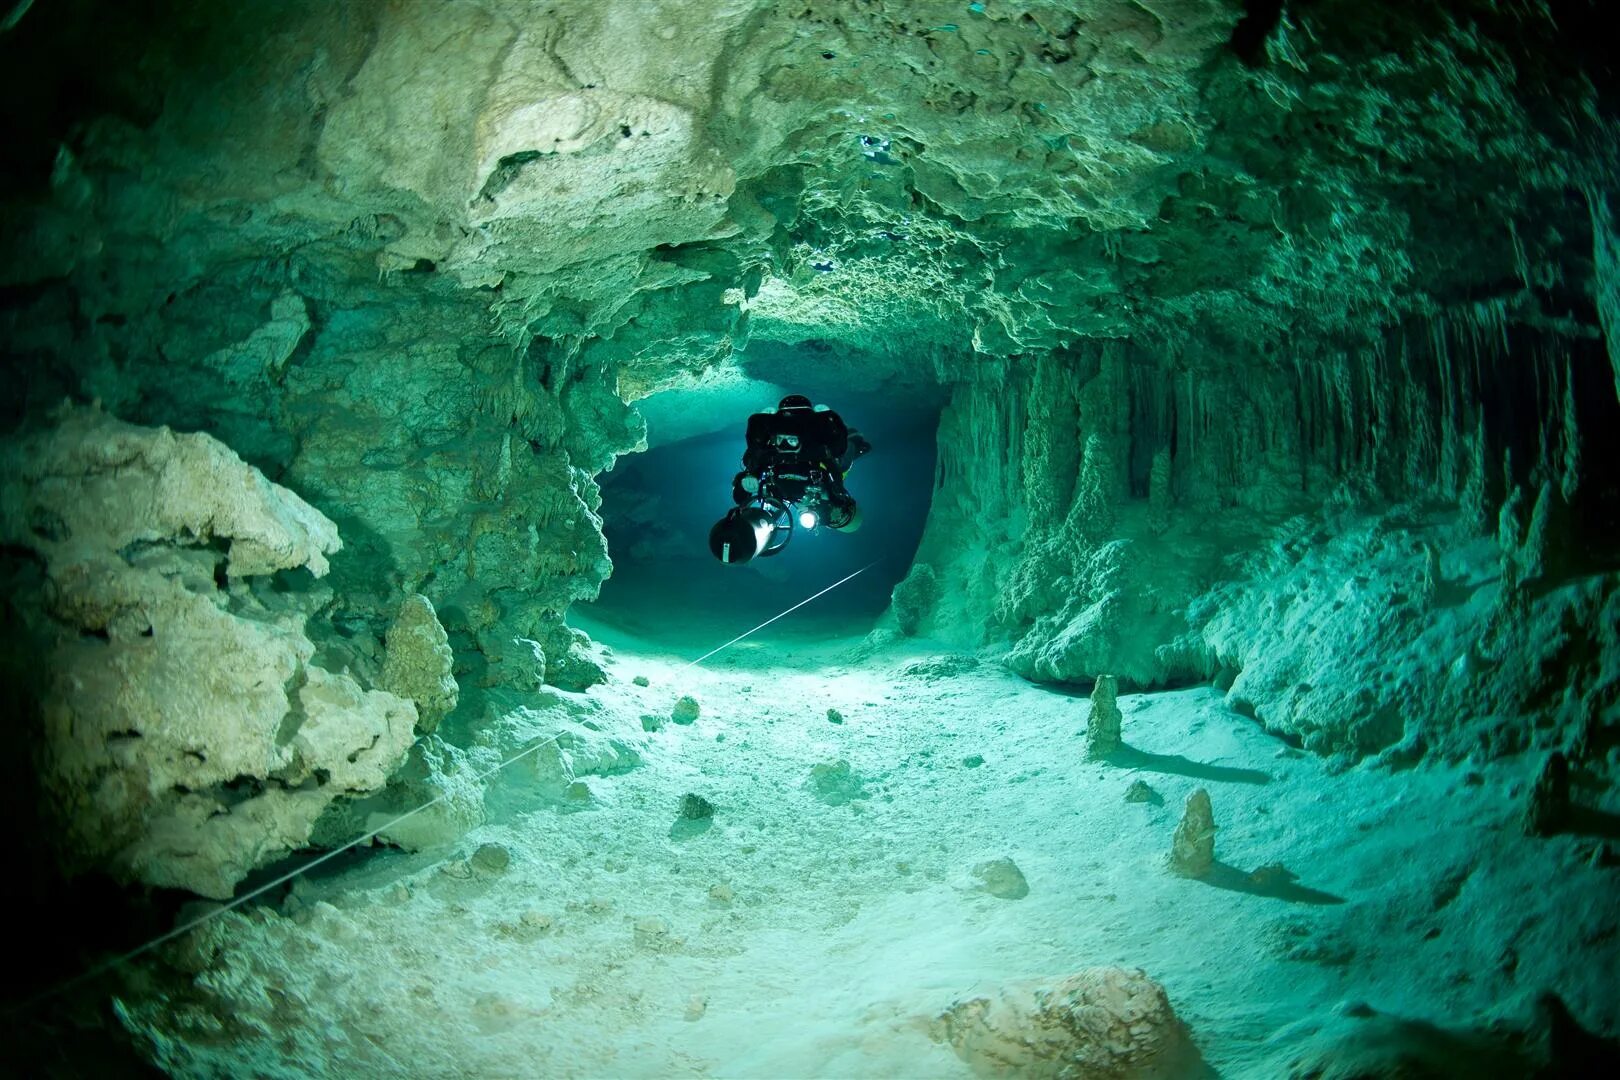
3,1,1620,1077
580,345,946,651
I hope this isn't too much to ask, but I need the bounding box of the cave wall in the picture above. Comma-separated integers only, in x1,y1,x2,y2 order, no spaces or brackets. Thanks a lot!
2,0,1618,889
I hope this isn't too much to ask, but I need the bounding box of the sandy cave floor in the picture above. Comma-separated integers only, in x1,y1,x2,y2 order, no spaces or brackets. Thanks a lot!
126,607,1620,1078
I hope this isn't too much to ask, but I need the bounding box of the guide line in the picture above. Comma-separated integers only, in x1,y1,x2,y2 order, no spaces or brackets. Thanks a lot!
11,558,884,1014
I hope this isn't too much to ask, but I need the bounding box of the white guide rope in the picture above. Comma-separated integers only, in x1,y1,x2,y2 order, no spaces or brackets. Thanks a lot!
14,558,879,1013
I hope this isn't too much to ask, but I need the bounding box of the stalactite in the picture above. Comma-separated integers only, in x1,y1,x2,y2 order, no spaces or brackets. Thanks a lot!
1586,188,1620,403
1559,362,1581,502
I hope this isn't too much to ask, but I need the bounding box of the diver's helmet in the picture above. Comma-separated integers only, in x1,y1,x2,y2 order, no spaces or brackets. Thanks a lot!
777,394,813,411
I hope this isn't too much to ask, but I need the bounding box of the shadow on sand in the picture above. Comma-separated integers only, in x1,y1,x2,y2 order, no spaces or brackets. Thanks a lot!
1567,806,1620,840
1197,860,1346,905
1104,744,1272,786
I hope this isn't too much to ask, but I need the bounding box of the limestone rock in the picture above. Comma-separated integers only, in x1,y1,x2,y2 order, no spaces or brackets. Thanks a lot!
971,858,1030,901
826,707,844,725
380,594,459,734
1,404,339,579
1169,789,1216,878
469,842,511,876
898,654,980,681
542,624,609,691
671,695,701,725
1085,674,1124,758
679,793,715,820
891,563,939,636
1147,448,1173,536
932,968,1201,1079
0,407,414,898
532,726,641,809
312,735,488,853
1125,780,1160,804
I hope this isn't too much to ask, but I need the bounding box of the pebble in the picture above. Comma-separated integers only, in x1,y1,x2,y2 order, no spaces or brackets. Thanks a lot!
633,675,651,687
827,707,845,724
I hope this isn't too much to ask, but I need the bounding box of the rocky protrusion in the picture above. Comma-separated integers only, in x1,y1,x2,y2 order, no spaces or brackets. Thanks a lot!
671,792,715,840
380,593,459,734
891,563,939,636
1523,751,1571,836
1085,674,1123,758
1169,788,1216,877
1072,434,1116,542
932,967,1202,1079
0,407,412,898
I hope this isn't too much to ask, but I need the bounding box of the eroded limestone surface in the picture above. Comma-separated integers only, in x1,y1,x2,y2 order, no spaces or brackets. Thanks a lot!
0,407,417,898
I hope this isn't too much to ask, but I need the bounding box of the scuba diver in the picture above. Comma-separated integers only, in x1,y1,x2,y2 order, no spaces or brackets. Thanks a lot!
708,394,872,564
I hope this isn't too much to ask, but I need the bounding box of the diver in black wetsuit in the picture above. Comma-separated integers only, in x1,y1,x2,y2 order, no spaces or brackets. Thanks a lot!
731,394,872,530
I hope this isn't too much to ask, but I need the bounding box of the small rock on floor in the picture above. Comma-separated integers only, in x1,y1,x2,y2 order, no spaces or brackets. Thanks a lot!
827,707,844,724
679,793,715,820
972,857,1029,900
1124,779,1159,803
671,695,700,725
632,674,651,687
962,754,985,768
470,843,511,875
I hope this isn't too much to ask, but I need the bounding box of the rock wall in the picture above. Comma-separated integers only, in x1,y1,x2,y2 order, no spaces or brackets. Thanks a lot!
0,407,417,898
911,315,1620,762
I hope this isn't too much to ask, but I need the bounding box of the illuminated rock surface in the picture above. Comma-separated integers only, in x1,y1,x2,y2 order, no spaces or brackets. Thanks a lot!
1,0,1618,1075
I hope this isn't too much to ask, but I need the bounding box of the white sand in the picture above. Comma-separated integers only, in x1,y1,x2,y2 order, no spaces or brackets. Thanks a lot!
121,615,1620,1078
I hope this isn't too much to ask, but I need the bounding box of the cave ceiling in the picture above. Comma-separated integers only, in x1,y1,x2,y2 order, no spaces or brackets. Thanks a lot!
4,0,1612,409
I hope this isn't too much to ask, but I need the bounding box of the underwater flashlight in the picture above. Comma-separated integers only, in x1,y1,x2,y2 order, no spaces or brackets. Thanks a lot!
799,510,818,529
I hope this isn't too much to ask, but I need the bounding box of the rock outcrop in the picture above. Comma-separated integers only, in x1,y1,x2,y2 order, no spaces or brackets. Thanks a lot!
380,594,459,734
0,407,417,897
1169,789,1216,878
1085,674,1123,758
931,967,1202,1079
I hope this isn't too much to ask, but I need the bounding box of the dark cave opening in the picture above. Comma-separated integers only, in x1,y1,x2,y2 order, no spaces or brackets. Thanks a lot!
578,376,944,652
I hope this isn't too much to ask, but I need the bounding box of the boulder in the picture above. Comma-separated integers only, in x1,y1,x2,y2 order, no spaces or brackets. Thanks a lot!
932,967,1202,1079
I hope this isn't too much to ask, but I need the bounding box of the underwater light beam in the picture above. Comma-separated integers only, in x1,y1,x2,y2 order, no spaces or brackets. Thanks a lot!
681,559,881,670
